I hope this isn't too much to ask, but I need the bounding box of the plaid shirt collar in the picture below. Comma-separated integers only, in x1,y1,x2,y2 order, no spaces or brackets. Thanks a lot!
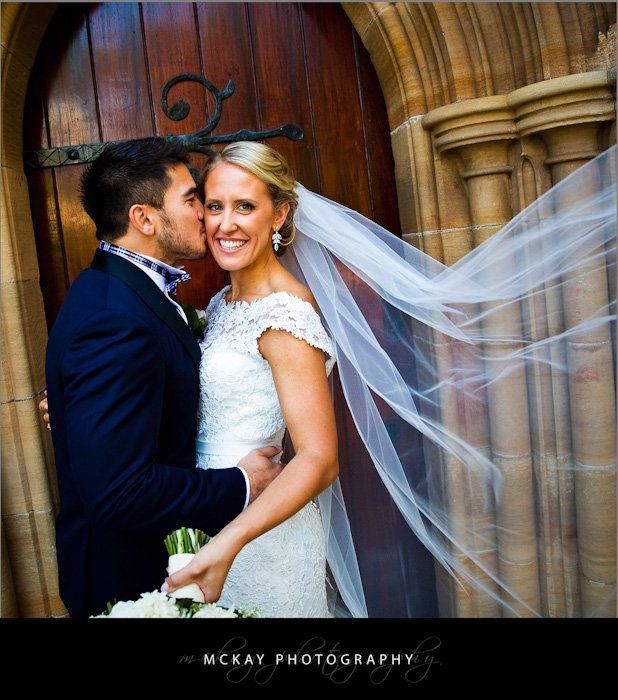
98,241,191,296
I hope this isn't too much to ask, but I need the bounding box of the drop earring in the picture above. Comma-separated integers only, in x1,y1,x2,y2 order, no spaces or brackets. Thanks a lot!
272,229,282,252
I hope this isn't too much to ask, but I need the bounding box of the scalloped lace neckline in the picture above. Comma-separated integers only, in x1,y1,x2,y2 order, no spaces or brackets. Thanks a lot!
220,286,314,313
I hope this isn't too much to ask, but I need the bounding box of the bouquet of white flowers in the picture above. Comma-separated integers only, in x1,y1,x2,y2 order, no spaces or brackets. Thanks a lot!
91,590,257,618
91,527,259,618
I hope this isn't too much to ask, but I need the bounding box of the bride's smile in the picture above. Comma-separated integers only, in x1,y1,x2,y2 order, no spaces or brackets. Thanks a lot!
204,162,288,275
217,238,248,252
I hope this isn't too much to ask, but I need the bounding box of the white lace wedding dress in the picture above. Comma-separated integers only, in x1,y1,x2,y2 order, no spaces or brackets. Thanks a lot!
196,285,335,617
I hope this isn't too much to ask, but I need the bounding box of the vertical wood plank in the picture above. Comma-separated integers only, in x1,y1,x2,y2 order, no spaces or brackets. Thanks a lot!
249,2,319,191
142,2,208,137
301,3,371,212
332,371,411,616
196,2,259,136
43,7,99,148
88,2,153,140
42,5,99,285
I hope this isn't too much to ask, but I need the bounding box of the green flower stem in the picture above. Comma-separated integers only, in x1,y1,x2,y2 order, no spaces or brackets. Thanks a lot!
164,527,209,555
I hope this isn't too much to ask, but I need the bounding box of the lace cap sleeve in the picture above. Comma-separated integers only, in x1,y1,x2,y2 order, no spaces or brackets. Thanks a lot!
250,292,335,373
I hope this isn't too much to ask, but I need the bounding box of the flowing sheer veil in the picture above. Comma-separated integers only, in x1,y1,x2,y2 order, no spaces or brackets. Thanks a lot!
283,145,616,618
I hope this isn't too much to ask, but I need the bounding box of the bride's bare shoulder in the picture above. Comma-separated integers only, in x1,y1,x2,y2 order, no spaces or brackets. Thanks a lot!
276,275,318,313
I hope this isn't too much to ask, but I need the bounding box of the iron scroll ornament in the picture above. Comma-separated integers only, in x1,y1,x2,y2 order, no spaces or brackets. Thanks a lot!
24,73,304,169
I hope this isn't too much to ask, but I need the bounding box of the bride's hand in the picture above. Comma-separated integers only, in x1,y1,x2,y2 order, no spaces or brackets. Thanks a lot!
39,390,51,428
161,532,241,603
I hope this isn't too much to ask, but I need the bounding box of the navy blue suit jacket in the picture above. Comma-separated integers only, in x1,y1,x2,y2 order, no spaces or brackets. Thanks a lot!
46,249,247,618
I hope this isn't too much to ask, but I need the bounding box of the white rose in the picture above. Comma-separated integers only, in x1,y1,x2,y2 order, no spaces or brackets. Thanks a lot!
106,601,140,618
192,603,238,619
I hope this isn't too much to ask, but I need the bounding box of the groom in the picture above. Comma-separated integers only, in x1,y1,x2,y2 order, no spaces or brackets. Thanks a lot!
45,137,281,618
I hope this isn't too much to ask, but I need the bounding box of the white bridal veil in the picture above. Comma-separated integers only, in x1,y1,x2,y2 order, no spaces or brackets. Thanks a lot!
284,145,617,618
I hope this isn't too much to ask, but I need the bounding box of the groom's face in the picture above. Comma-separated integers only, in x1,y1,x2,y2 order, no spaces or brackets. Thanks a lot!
154,164,208,265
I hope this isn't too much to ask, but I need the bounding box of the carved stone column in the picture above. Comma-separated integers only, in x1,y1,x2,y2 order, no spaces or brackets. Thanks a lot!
423,96,542,617
510,71,617,617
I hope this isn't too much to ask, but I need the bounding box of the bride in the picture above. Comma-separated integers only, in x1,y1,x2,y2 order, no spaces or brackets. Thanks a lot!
164,141,617,618
176,142,339,617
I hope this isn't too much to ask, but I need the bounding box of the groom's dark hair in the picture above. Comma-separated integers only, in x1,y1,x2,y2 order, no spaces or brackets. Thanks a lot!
80,136,190,241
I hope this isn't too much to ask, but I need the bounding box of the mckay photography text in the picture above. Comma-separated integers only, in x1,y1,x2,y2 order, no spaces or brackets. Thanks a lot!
178,634,443,684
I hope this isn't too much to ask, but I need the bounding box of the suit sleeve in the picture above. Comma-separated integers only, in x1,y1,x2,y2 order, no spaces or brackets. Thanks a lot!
60,309,246,535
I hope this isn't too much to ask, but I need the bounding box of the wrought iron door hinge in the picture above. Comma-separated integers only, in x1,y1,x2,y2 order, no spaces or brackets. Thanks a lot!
24,73,303,169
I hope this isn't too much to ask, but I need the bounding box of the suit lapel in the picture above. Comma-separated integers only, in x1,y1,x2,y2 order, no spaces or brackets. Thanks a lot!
91,249,201,369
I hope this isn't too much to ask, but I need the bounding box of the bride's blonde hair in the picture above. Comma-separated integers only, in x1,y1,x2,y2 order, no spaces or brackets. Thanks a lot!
201,142,298,256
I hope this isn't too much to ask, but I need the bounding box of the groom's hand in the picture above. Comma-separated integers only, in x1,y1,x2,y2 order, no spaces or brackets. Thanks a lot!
238,446,283,503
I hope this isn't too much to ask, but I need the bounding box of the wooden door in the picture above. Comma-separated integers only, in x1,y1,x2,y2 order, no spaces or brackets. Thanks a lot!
24,2,438,616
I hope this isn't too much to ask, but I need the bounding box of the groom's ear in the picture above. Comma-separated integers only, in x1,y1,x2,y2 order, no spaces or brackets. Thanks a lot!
128,203,156,237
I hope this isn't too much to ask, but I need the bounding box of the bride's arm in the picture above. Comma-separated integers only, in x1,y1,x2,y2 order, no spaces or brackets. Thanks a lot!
162,327,339,603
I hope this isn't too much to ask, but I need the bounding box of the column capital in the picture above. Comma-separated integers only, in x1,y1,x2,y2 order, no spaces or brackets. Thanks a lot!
507,70,615,138
421,95,517,153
